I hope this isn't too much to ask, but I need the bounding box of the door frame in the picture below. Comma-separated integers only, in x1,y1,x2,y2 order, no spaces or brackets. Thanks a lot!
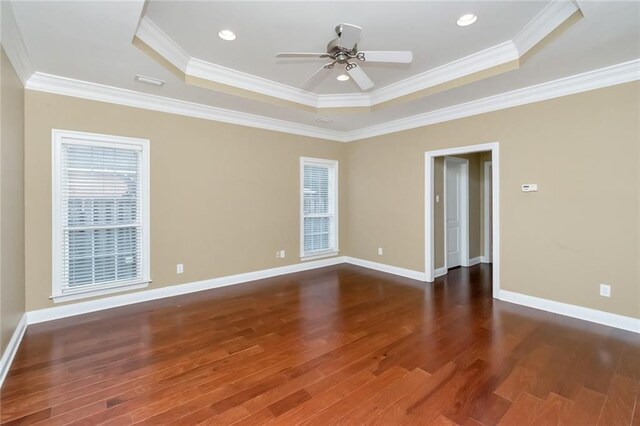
443,156,469,269
425,142,500,299
483,160,493,264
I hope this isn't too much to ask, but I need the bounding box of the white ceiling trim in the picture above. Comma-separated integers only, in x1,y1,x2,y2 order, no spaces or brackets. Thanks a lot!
25,72,347,142
187,57,318,106
345,58,640,141
514,0,580,56
315,93,370,108
135,16,190,72
24,59,639,144
0,1,34,85
370,41,519,105
137,17,319,107
135,1,580,109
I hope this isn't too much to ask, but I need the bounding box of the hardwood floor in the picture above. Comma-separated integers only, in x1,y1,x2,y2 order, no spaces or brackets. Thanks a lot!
1,264,639,425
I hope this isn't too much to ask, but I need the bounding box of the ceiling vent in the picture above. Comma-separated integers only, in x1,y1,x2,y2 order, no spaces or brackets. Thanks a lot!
134,74,165,87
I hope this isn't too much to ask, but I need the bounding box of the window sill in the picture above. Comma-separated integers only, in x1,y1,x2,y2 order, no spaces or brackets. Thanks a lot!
300,251,340,262
51,281,151,303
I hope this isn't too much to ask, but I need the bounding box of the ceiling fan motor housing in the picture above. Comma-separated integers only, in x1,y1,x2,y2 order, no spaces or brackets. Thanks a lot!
327,38,357,60
327,24,358,61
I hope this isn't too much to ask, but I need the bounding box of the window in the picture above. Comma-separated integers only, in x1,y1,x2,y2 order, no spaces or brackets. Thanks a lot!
52,130,150,302
300,157,338,259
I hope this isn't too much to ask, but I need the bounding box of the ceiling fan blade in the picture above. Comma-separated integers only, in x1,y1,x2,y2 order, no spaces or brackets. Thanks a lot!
276,52,331,58
357,51,413,63
337,23,362,50
346,63,374,91
301,63,334,89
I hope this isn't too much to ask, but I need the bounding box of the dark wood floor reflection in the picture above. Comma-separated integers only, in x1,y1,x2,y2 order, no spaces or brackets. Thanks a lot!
2,264,639,425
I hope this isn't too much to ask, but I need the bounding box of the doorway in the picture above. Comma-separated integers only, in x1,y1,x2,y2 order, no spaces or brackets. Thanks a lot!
425,143,500,298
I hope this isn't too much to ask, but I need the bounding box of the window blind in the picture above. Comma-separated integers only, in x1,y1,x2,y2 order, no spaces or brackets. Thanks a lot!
60,142,143,292
302,161,337,256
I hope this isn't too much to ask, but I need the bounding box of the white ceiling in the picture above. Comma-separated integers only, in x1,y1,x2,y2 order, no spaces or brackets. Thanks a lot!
8,1,640,134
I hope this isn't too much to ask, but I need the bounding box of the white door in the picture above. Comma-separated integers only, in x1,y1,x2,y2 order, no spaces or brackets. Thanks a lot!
445,158,467,268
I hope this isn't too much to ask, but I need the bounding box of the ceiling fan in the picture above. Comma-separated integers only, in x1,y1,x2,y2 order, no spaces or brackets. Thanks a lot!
276,23,413,91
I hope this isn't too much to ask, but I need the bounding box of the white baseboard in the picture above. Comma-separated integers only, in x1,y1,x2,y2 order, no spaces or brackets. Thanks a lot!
479,256,491,263
344,257,426,281
28,256,347,324
498,290,640,334
29,256,428,325
434,267,448,278
0,313,28,388
434,259,484,278
468,256,482,267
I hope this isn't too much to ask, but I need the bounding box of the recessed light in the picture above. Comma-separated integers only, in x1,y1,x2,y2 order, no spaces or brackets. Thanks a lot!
336,74,350,82
457,14,478,27
218,30,236,41
134,74,165,87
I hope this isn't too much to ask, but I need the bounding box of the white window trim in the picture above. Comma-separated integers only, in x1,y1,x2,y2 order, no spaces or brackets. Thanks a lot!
300,157,339,260
51,129,151,303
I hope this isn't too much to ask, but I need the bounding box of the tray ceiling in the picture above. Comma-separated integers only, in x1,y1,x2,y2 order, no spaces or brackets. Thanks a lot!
5,0,640,138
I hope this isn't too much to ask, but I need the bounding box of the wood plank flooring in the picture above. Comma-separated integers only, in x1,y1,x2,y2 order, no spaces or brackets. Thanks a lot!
1,264,639,425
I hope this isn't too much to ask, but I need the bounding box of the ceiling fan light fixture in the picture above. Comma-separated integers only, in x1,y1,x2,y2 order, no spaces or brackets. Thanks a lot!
457,14,478,27
336,74,350,81
218,30,236,41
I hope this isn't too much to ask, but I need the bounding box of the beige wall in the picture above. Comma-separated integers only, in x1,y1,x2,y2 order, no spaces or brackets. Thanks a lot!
22,82,640,321
24,91,348,310
347,82,640,319
433,152,489,269
0,46,26,353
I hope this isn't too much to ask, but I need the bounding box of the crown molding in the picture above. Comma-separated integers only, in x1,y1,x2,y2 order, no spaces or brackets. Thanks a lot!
24,59,639,144
316,93,371,108
344,58,640,141
135,16,190,72
25,72,348,142
187,57,318,107
370,41,519,105
514,0,581,56
134,1,581,111
137,16,319,107
0,1,34,85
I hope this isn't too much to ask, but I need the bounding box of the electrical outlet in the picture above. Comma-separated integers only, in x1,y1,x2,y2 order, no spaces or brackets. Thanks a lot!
599,284,611,298
378,247,383,256
280,250,286,258
177,264,184,274
276,251,280,258
435,195,440,203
